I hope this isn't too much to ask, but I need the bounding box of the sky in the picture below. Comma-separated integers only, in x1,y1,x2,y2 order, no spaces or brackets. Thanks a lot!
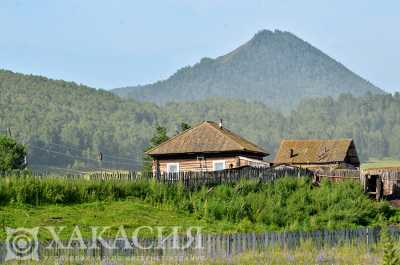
0,0,399,92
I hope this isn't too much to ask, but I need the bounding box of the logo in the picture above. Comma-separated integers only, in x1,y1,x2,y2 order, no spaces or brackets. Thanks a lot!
4,225,203,261
5,227,39,261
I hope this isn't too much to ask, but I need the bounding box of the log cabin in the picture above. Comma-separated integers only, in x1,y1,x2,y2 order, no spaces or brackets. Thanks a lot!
146,121,269,174
273,139,360,170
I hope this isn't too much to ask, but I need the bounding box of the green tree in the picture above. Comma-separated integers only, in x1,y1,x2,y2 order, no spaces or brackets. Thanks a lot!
142,126,169,172
381,225,400,265
179,122,191,133
0,135,27,171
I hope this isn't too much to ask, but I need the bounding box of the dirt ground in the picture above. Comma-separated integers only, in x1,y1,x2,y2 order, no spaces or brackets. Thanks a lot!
389,199,400,208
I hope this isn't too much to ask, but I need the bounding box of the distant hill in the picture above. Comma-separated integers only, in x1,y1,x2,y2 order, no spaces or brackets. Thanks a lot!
113,30,384,111
1,69,399,172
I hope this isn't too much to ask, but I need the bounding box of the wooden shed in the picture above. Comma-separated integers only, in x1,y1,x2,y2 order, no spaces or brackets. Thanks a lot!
273,139,360,170
146,121,270,174
361,167,400,198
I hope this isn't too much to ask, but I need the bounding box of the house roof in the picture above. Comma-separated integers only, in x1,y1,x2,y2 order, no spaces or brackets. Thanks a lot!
146,121,268,156
274,139,359,165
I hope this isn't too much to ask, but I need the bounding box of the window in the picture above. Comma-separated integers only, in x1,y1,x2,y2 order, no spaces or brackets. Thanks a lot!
213,160,225,171
166,163,179,173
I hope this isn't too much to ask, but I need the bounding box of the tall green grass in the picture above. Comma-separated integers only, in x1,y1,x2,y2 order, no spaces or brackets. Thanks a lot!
0,176,396,231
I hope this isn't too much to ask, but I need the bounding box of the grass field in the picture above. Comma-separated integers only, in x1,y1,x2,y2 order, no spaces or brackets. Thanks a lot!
0,198,260,240
362,158,400,170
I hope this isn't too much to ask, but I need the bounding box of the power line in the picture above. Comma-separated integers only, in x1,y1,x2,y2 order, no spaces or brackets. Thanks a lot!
29,161,133,173
28,144,142,166
28,144,141,166
28,141,143,163
28,164,86,174
0,128,145,165
29,145,99,162
102,153,142,162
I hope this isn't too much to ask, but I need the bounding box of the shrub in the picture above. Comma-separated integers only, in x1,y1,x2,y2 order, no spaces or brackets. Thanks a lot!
0,176,396,231
381,225,400,265
0,135,26,171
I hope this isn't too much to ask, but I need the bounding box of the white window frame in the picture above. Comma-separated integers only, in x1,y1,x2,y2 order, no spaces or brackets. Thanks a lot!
166,163,180,173
212,160,226,171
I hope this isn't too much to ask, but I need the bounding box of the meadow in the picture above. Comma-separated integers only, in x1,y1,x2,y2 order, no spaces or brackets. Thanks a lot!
0,176,399,240
362,159,400,170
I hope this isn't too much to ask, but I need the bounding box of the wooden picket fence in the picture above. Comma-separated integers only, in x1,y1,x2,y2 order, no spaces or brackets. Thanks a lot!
0,227,397,262
89,167,314,187
0,169,81,178
0,167,314,188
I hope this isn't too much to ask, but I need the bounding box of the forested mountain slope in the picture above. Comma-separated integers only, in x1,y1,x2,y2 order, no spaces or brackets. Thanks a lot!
113,30,383,111
0,70,284,171
0,70,160,171
0,70,399,171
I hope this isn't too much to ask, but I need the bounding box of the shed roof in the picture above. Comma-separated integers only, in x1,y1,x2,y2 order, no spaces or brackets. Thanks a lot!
274,139,359,166
146,121,268,156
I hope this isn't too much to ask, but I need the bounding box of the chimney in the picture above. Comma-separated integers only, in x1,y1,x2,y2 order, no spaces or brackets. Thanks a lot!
289,148,294,158
219,119,223,128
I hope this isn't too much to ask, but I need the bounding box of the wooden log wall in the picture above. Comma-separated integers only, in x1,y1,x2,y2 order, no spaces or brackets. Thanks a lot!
315,169,360,181
362,168,400,196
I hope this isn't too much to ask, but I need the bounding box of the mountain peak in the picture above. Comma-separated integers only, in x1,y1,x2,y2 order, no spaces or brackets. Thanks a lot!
246,30,305,52
250,29,294,42
252,29,286,38
252,29,274,38
113,30,384,111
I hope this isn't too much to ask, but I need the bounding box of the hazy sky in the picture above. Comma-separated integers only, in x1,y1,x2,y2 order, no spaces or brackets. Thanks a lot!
1,0,399,92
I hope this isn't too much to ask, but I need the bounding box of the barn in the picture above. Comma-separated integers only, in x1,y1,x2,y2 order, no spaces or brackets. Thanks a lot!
146,121,270,174
273,139,360,170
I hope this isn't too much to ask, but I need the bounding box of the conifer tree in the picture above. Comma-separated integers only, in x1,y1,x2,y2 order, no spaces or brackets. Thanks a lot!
142,126,169,172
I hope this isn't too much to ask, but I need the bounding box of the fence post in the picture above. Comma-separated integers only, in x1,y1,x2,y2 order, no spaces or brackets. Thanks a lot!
366,227,369,253
376,176,383,200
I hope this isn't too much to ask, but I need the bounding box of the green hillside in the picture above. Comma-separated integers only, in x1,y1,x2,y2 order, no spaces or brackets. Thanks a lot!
0,69,160,171
113,30,384,112
1,69,400,171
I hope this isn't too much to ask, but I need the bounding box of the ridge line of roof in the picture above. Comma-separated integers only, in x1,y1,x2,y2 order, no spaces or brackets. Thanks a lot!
280,138,353,142
205,122,247,151
207,122,268,154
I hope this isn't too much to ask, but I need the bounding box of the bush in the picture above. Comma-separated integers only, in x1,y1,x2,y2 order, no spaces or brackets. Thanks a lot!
0,178,159,205
0,135,26,171
381,225,400,265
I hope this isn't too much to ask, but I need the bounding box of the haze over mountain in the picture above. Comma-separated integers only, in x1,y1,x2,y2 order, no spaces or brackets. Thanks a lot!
113,30,384,111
